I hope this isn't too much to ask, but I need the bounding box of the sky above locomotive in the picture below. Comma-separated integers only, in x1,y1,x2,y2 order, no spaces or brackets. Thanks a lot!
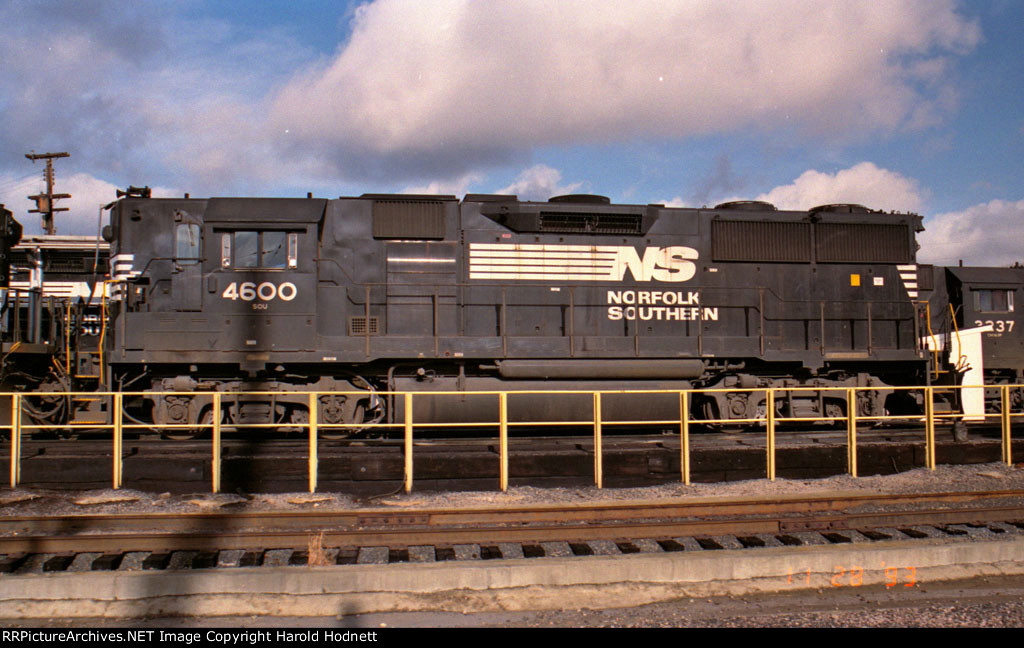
1,0,1022,266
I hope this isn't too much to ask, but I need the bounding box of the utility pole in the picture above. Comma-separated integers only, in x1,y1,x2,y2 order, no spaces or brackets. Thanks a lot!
25,151,71,235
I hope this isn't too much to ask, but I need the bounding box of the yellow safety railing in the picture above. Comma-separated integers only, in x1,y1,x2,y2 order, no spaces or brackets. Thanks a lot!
2,384,1021,493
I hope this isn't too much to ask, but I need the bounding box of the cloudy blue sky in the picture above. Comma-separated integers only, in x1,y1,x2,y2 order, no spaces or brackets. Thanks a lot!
1,0,1022,265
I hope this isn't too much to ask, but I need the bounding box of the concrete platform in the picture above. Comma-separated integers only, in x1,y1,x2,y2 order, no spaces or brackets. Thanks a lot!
2,534,1023,619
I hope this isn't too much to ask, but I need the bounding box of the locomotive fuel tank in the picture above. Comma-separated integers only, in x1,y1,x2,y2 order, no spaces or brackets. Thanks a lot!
390,358,705,425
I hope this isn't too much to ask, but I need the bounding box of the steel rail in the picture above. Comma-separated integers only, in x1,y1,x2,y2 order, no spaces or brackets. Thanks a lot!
2,490,1023,555
2,505,1022,555
4,489,1024,533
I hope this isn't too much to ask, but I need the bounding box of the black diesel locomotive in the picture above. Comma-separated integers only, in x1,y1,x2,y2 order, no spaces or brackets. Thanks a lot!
94,191,958,432
2,192,1021,435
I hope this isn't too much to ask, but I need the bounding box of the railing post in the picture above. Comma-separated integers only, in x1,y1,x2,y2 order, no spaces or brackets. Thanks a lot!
113,392,123,489
9,394,20,488
924,386,935,470
212,392,222,493
846,388,858,477
679,390,690,485
766,389,776,481
404,392,414,493
593,392,603,489
499,392,508,492
1002,385,1012,466
308,392,318,493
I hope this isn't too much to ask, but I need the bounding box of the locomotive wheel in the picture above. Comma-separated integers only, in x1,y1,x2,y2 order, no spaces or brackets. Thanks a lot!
160,408,213,440
823,400,846,428
696,397,747,433
712,425,748,434
700,420,748,434
318,403,366,440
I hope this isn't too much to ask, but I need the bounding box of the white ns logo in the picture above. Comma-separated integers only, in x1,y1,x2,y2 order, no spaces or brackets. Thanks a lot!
613,246,698,282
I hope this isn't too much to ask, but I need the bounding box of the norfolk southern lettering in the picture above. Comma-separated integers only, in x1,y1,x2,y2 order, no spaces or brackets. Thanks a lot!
606,290,718,321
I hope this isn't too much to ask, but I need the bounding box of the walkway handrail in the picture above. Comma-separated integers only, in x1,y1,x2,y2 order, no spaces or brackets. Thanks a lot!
3,384,1021,492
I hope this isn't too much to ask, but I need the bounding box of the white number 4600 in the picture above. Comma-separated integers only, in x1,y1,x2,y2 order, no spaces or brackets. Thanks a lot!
221,281,297,302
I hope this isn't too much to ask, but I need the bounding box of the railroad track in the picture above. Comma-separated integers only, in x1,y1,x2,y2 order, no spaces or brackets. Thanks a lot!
3,490,1023,561
4,490,1024,621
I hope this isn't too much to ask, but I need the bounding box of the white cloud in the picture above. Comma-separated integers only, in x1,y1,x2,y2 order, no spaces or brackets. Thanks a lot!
396,163,584,200
752,162,925,212
0,2,316,194
401,172,485,196
918,199,1024,267
271,0,980,176
495,165,584,201
0,2,986,198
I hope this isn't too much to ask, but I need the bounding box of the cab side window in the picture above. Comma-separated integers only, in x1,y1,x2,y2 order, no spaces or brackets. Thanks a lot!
262,231,288,268
175,223,201,259
975,289,1014,312
220,230,298,269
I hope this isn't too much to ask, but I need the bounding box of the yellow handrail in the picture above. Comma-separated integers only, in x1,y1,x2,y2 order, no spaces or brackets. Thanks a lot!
949,303,967,372
2,383,1020,492
925,302,940,379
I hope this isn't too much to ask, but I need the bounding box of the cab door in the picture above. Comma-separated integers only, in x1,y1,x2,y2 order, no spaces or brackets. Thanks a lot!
171,219,203,311
200,197,326,355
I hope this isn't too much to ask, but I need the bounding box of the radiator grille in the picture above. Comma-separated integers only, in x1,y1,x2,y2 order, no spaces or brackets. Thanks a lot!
815,223,911,263
372,201,445,239
44,252,94,273
712,220,812,262
538,211,642,235
713,220,912,264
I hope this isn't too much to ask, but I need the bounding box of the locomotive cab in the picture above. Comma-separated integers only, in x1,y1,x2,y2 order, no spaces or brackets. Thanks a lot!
202,198,324,364
106,195,352,434
944,267,1024,418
